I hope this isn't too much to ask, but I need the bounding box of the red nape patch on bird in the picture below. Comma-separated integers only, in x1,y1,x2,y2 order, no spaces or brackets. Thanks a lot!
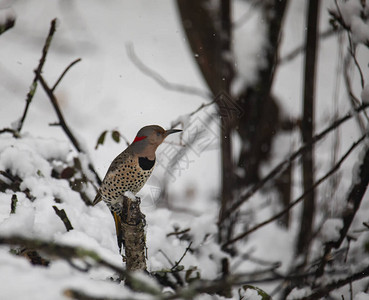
133,136,147,143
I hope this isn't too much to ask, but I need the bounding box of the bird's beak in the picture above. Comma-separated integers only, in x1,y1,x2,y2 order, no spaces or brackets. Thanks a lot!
165,129,182,136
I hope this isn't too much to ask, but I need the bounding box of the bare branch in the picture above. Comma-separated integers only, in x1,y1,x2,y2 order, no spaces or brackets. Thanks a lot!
52,58,82,92
37,73,82,152
17,18,57,133
0,16,15,35
280,27,339,64
53,206,74,231
0,128,18,136
222,133,367,248
301,265,369,300
166,228,190,237
316,144,369,277
170,100,216,129
118,132,130,147
0,235,126,276
36,73,102,185
126,43,211,100
219,103,369,223
171,241,192,271
64,289,126,300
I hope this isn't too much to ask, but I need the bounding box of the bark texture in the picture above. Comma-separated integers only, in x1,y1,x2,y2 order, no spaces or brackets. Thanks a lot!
121,196,147,271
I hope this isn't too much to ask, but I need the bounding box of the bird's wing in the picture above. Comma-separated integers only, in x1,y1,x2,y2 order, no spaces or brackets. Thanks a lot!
92,192,102,205
107,150,131,172
92,151,130,206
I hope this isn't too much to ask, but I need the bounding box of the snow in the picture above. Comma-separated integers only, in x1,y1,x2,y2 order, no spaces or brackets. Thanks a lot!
331,0,369,44
124,190,136,200
287,287,312,300
355,292,369,300
1,0,369,299
0,134,224,297
242,289,262,300
0,136,69,179
0,248,136,300
232,1,267,91
351,15,369,44
320,218,344,242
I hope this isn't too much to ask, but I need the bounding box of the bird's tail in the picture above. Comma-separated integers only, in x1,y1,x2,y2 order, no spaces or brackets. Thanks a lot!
113,211,123,253
92,193,123,251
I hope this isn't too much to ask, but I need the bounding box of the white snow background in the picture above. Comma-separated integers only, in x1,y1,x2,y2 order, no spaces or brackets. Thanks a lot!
0,0,369,299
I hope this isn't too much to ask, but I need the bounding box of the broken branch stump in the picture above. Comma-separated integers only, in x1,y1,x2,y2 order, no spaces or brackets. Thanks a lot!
121,195,147,272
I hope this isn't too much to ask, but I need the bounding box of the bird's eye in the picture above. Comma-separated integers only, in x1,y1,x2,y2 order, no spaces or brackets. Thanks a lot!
156,132,161,136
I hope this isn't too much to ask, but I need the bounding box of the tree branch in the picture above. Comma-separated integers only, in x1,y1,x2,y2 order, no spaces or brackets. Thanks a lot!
301,265,369,300
126,43,211,100
219,103,369,224
316,144,369,277
52,58,82,92
280,27,339,64
0,16,15,35
53,205,74,231
0,235,126,276
36,73,102,186
0,128,18,136
17,18,57,133
222,133,367,248
171,241,192,271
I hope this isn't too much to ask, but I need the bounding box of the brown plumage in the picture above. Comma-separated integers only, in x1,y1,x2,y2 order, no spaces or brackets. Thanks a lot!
93,125,181,248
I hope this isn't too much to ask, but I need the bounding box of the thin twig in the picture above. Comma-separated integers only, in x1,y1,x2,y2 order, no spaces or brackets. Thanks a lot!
333,0,369,123
53,206,74,231
170,100,216,129
222,133,367,248
171,241,192,271
63,289,126,300
37,73,82,152
126,43,212,100
1,235,165,297
316,144,369,278
280,27,339,64
348,45,365,89
0,128,18,136
0,16,15,35
301,265,369,300
52,58,82,92
343,52,366,133
36,73,102,185
0,235,126,276
118,132,130,147
219,103,369,223
166,228,190,237
158,249,175,266
17,18,57,133
334,0,365,90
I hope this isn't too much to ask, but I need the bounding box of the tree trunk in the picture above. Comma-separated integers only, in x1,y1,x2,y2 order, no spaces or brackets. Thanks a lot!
296,0,321,261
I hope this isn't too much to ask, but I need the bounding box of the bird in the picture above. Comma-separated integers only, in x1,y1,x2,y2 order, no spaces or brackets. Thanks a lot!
92,125,182,249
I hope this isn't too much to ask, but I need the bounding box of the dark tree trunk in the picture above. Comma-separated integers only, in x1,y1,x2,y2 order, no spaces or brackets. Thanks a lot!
176,0,236,245
296,0,321,261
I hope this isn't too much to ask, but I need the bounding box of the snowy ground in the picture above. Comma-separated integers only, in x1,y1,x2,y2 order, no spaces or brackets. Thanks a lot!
1,0,369,299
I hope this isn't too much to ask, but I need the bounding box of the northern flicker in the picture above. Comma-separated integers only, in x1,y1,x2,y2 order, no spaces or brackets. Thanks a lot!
92,125,181,248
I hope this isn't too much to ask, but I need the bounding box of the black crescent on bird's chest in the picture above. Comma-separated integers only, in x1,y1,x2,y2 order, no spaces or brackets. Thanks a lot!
138,157,155,170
